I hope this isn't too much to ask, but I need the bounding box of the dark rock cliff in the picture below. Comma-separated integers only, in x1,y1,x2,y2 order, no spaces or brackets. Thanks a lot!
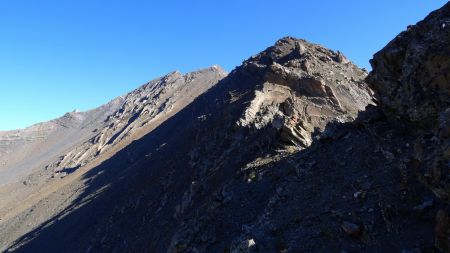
369,3,450,251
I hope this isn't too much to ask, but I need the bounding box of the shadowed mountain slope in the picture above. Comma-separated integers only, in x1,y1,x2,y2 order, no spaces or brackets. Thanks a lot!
0,66,226,251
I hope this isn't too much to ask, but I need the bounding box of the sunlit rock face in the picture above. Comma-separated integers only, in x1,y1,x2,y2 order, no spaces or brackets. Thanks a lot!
237,37,373,150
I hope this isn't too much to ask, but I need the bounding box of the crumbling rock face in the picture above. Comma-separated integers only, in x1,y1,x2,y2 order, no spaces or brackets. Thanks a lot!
164,38,376,252
238,37,373,149
369,3,450,127
368,4,450,251
369,3,450,204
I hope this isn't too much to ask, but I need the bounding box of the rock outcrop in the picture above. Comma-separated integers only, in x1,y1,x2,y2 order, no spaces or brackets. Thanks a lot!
369,3,450,203
369,4,450,127
237,37,373,150
369,3,450,251
164,38,375,252
0,66,225,185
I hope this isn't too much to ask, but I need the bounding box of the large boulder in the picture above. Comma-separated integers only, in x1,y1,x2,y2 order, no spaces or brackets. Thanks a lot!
368,3,450,128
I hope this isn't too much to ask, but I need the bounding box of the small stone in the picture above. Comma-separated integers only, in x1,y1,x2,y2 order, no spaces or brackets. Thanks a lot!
413,199,434,212
248,238,256,248
334,51,349,64
353,191,366,200
341,221,361,236
401,248,421,253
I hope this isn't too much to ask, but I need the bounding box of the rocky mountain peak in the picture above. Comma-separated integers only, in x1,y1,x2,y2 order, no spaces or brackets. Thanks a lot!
369,2,450,128
253,36,353,67
235,37,373,150
207,64,227,73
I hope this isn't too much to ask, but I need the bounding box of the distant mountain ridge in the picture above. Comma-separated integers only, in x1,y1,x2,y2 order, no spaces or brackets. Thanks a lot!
0,66,226,251
0,65,226,186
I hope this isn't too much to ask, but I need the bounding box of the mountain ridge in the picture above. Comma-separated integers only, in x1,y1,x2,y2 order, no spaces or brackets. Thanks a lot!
0,65,226,250
1,3,449,252
1,36,374,252
0,65,226,184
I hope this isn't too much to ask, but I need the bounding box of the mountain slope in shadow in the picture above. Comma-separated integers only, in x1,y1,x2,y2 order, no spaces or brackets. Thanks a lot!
0,66,226,249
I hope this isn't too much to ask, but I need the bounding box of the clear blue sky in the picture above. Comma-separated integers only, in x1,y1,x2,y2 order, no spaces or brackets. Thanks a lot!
0,0,447,130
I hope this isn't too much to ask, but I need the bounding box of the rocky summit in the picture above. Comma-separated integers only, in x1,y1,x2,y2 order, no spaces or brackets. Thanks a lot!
0,2,450,253
237,37,373,150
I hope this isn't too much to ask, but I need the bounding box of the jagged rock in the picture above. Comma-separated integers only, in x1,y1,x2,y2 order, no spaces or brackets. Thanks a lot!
238,37,373,150
369,3,450,203
369,3,450,127
341,221,361,236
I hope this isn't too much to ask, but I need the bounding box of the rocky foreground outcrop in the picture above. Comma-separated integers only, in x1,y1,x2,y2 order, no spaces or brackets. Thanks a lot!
370,2,450,201
369,3,450,251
